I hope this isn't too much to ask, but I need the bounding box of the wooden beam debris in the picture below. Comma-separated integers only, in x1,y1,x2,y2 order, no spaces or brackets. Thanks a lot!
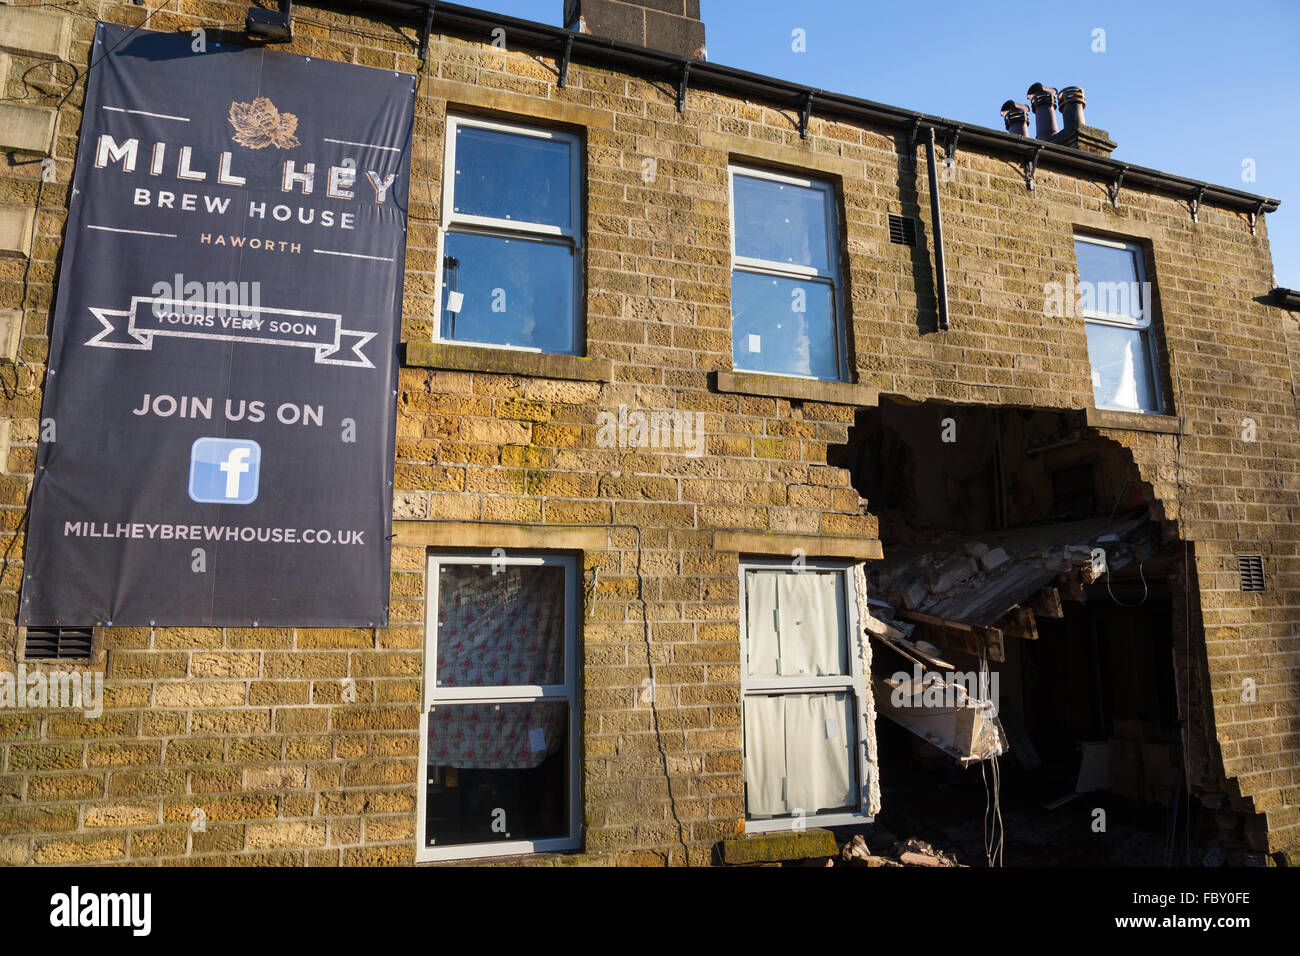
996,605,1039,640
1057,574,1086,602
1029,587,1064,618
897,609,1006,663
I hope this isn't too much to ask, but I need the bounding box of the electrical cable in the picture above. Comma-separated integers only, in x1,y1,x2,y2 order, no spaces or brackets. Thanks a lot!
991,754,1004,867
977,649,1004,867
1104,559,1148,608
981,757,992,863
412,57,439,225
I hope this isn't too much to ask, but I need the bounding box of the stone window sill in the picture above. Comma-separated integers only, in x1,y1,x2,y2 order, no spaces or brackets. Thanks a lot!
1085,407,1183,435
404,341,612,382
713,370,879,407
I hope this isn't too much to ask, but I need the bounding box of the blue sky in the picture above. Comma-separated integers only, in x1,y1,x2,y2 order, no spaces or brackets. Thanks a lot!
477,0,1299,287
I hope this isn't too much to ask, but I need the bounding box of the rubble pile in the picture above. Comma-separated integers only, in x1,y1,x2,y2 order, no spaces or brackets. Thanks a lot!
866,516,1155,641
871,540,1011,613
838,833,964,868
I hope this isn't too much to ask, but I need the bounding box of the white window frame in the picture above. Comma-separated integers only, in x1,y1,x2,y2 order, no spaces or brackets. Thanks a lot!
727,164,849,382
1074,233,1165,415
433,114,584,356
738,558,871,832
416,551,580,862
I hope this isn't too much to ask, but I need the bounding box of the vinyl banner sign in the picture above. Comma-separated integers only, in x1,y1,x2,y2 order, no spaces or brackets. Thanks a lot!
20,24,414,626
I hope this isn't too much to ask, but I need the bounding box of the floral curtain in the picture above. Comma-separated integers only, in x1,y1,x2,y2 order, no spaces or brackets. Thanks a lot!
429,562,567,769
429,701,565,770
436,564,564,688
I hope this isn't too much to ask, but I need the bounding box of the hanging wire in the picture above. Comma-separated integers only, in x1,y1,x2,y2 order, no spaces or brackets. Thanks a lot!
1105,559,1149,608
978,650,1005,867
992,755,1004,867
980,753,1004,868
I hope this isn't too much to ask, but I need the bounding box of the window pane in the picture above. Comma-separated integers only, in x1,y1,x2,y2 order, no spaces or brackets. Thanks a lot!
744,692,856,819
745,569,848,678
1075,239,1145,319
732,271,838,379
784,692,856,815
1086,323,1159,413
453,125,572,228
733,174,831,270
426,701,568,847
436,562,565,688
743,695,786,818
442,232,575,352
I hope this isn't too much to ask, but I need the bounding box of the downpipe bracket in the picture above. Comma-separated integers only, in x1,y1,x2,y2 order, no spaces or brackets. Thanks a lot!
1108,167,1126,210
799,92,814,140
558,34,573,87
1023,144,1043,191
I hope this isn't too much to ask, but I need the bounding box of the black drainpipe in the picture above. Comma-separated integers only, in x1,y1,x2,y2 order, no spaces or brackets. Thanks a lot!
925,125,950,331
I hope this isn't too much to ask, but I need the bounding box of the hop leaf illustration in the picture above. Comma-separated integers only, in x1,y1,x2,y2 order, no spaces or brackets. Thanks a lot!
228,97,300,150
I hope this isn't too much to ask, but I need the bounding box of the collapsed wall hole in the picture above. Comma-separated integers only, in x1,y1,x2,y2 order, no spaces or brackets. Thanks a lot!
837,399,1160,540
828,397,1222,865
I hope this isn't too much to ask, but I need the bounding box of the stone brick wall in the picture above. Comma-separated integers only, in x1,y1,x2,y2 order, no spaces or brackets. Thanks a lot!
0,0,1294,865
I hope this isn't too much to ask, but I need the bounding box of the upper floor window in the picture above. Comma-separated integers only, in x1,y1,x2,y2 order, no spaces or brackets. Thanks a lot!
1074,234,1163,414
437,116,583,355
728,166,847,381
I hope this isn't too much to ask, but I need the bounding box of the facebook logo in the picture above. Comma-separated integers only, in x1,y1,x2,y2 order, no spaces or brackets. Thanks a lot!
188,438,261,505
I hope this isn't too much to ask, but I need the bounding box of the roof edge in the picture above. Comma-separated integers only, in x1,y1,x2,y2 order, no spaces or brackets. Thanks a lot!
1270,288,1300,309
326,0,1280,217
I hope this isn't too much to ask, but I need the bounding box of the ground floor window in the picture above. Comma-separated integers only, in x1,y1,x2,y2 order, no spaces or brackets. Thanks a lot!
739,558,871,831
417,552,579,861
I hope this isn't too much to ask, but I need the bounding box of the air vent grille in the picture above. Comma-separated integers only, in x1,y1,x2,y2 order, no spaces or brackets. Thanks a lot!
23,626,94,660
1237,555,1265,592
888,214,917,247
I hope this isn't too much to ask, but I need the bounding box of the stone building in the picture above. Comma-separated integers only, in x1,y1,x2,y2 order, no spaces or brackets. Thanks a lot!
0,0,1296,866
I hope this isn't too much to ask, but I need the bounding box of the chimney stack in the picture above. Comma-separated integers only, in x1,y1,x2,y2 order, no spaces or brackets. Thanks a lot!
564,1,707,59
1000,100,1030,136
1048,85,1118,157
1058,86,1086,129
1026,83,1059,140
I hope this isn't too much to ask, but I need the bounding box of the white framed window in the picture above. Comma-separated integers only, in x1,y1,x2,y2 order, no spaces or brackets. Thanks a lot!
739,558,871,832
728,165,848,382
417,552,579,861
435,115,583,355
1074,234,1164,414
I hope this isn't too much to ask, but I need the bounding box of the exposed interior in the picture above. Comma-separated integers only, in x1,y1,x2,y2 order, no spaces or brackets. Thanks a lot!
828,397,1217,865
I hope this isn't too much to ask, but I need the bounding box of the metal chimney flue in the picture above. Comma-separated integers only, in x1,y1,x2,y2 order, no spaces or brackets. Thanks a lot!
1059,86,1086,130
1047,84,1115,156
1027,83,1059,140
1000,100,1030,136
